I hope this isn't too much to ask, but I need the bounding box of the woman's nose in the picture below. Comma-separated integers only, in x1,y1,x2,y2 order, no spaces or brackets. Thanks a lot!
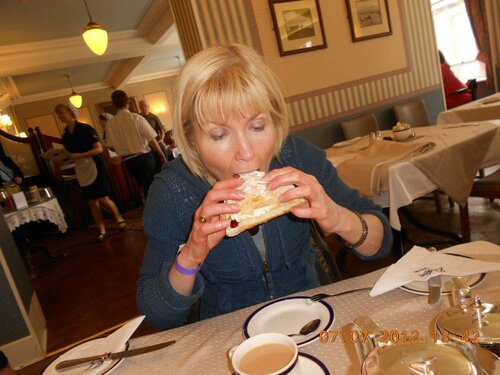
234,136,254,162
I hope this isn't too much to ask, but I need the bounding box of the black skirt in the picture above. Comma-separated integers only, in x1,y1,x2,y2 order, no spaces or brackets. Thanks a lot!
81,157,111,200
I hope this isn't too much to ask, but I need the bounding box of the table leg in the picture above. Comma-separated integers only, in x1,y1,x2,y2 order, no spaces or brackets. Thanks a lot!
13,227,68,278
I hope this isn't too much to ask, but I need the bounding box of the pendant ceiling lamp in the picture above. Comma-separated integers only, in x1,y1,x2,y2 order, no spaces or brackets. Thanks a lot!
65,74,83,108
82,0,108,56
0,113,13,126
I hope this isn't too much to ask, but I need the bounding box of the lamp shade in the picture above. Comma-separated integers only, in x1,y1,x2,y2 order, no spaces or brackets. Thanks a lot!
82,22,108,55
69,92,83,108
0,114,12,126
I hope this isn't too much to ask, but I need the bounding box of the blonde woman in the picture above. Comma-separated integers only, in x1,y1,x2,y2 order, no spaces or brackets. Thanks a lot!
138,44,392,329
56,103,126,241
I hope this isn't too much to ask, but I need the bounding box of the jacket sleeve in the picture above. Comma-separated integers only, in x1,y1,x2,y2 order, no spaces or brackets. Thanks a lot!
290,136,393,260
137,175,205,330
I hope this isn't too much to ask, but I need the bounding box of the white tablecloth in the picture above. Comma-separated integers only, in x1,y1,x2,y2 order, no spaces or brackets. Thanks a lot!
437,92,500,124
116,241,500,374
328,122,500,230
3,197,68,233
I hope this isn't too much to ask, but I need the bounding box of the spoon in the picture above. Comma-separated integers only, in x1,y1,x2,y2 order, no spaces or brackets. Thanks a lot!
287,319,321,337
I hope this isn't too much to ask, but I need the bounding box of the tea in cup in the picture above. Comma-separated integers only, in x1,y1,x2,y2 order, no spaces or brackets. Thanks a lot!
229,333,301,375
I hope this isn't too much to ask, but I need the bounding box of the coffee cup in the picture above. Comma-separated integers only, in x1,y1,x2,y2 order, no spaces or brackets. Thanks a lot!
229,333,301,375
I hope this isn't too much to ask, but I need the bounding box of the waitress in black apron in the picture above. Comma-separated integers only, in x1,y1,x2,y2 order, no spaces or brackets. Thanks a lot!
55,103,126,241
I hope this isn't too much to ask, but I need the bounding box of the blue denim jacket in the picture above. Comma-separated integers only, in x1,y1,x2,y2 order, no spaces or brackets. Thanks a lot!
137,135,392,329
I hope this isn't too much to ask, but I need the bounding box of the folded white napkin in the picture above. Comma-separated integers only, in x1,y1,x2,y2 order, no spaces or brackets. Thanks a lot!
46,315,144,375
370,246,500,297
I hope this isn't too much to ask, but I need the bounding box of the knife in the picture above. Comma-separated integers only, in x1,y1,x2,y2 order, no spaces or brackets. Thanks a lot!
427,247,441,304
55,340,176,370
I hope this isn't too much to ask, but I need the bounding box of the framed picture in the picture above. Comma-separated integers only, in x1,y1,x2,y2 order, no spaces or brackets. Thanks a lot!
269,0,327,56
97,98,139,116
346,0,392,42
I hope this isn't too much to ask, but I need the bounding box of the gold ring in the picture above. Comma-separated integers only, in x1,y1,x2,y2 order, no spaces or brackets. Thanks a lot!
199,214,208,223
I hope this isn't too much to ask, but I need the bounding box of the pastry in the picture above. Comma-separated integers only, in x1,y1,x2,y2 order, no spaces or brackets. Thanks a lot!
222,171,306,237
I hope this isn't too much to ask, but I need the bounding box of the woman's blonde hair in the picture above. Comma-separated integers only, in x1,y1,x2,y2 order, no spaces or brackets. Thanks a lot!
172,44,289,179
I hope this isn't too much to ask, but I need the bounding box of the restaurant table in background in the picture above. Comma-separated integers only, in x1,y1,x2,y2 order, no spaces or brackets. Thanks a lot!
113,241,500,374
3,196,68,233
437,92,500,124
326,121,500,230
3,194,67,277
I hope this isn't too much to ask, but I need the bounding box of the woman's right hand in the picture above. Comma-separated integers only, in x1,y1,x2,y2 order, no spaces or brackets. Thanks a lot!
178,177,243,268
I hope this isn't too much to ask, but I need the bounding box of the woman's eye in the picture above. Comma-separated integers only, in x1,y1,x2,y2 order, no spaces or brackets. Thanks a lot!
210,132,225,141
251,122,265,132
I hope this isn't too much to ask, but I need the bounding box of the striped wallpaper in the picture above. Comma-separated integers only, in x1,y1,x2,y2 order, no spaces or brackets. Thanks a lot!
491,0,500,63
170,0,204,59
494,0,500,92
190,0,261,51
11,75,178,138
185,0,441,129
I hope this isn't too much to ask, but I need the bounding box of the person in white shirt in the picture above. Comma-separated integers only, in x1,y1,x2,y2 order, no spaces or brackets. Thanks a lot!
105,90,166,197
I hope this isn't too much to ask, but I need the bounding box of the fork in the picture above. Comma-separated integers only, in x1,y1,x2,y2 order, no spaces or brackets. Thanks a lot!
307,287,372,304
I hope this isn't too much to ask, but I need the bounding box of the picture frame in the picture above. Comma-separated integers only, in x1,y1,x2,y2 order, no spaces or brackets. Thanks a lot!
346,0,392,42
96,98,139,117
269,0,327,56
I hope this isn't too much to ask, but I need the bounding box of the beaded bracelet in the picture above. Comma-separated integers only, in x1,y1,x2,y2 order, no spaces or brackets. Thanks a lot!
344,211,368,249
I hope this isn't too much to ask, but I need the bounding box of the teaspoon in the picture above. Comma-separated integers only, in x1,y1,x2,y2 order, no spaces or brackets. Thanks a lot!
287,318,321,337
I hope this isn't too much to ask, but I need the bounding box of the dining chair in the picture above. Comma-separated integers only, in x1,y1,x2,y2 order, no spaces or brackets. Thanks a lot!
393,99,431,127
340,113,380,140
310,220,343,284
459,168,500,242
394,99,456,213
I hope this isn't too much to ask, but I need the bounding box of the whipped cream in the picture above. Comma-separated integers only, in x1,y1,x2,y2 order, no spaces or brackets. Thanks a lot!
237,170,267,196
228,171,293,223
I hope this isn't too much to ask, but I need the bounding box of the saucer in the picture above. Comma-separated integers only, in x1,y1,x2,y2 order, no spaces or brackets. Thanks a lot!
243,296,334,347
298,352,330,374
41,338,128,375
400,272,485,295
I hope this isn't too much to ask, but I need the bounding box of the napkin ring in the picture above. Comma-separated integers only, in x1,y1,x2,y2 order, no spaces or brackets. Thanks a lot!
344,211,368,249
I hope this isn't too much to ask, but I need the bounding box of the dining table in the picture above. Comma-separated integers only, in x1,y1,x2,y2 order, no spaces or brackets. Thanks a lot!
437,92,500,124
3,195,68,233
111,240,500,374
3,192,68,278
325,121,500,231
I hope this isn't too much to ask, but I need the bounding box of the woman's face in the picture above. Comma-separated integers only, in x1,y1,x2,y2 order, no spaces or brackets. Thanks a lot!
193,112,277,181
55,107,74,124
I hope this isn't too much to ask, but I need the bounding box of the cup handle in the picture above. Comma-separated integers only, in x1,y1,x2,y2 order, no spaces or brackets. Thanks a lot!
228,345,239,360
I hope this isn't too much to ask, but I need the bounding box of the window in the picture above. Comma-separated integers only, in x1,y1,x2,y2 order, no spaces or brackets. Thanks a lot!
431,0,486,82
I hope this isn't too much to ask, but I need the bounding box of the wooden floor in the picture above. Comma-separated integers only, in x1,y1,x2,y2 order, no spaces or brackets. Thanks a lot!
16,194,500,374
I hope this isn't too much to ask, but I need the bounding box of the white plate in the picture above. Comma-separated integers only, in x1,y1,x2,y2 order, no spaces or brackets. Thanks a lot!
332,137,361,148
298,353,330,374
400,273,485,295
243,296,334,347
41,338,128,375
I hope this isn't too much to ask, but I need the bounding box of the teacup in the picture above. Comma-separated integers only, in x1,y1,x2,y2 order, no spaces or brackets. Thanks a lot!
229,333,301,375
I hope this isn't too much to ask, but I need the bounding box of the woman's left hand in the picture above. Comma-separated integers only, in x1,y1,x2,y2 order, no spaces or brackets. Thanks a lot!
264,166,341,235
